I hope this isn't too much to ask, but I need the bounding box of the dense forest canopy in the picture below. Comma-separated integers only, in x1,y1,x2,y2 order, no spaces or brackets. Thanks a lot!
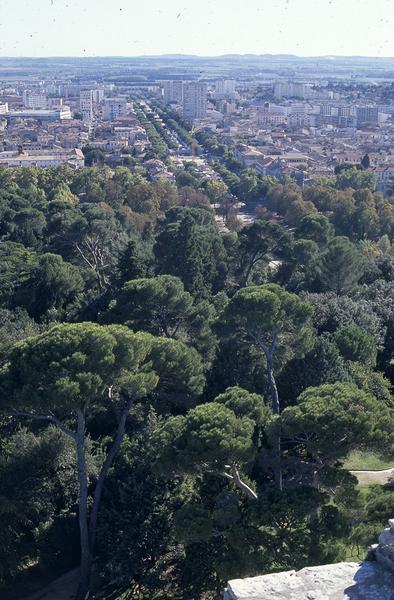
0,164,393,600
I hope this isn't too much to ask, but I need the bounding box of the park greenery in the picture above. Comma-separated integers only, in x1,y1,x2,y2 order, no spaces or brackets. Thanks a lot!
0,161,393,600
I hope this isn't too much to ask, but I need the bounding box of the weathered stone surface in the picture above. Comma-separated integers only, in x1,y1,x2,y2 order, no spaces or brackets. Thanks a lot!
224,561,394,599
376,519,394,574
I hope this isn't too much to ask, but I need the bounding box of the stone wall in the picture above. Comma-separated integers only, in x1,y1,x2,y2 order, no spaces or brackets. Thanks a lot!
224,519,394,600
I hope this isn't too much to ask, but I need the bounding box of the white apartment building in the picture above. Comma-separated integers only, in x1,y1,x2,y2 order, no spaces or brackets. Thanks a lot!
47,97,64,108
215,79,236,94
258,111,287,126
79,90,94,122
22,91,48,109
0,102,8,115
217,100,237,115
92,89,105,103
103,97,128,120
113,126,148,144
274,82,312,99
163,81,183,105
183,82,207,119
7,107,72,121
266,103,306,116
0,148,84,168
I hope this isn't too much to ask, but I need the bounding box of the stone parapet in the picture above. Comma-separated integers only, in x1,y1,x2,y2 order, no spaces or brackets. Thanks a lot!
224,518,394,599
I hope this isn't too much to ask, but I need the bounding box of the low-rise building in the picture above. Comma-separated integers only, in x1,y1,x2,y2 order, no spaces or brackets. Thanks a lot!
372,164,394,193
7,107,72,121
0,148,84,168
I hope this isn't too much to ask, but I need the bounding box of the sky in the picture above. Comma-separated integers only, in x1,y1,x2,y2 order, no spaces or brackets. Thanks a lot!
0,0,393,58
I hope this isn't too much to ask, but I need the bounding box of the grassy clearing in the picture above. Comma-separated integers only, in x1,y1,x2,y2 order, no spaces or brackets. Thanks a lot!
343,450,394,471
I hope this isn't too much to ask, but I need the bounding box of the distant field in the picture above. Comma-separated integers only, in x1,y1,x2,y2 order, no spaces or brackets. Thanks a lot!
343,450,394,471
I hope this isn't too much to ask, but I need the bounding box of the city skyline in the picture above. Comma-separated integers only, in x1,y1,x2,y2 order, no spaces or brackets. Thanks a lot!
0,0,393,58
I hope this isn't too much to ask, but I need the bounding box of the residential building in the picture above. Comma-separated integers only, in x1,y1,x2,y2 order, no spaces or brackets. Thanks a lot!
22,91,47,109
356,106,379,125
274,82,309,99
113,125,148,144
103,97,128,120
7,107,72,121
217,100,237,115
92,89,105,103
163,81,183,105
258,111,287,126
79,90,94,122
0,148,84,168
373,165,394,193
215,79,236,95
183,82,207,119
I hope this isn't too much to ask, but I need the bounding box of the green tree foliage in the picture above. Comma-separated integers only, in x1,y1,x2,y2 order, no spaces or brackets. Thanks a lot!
221,284,314,489
204,179,228,203
305,292,383,343
237,219,292,287
0,323,204,599
154,213,228,298
0,427,78,584
222,284,314,413
280,382,394,474
346,362,394,407
116,239,152,284
320,237,365,294
0,308,41,361
277,335,348,406
1,161,394,600
295,213,334,248
155,401,258,499
95,422,183,600
214,386,271,425
336,167,376,191
16,253,84,318
334,325,377,366
103,275,216,364
0,241,37,306
285,199,317,227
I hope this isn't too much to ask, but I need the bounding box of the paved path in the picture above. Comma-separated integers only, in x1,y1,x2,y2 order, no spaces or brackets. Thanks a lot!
21,569,78,600
350,467,394,486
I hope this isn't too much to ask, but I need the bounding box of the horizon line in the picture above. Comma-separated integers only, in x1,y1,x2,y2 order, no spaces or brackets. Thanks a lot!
0,52,393,60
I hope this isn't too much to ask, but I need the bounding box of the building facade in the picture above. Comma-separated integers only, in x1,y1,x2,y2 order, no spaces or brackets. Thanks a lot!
183,82,207,119
103,97,128,120
79,90,94,122
163,80,183,105
22,91,48,109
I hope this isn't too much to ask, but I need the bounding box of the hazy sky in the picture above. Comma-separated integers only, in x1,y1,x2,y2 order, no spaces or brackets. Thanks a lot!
0,0,393,57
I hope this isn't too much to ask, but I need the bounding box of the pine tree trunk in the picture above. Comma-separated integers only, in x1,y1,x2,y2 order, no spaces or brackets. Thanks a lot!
89,402,131,557
75,408,91,600
267,355,282,490
267,361,280,415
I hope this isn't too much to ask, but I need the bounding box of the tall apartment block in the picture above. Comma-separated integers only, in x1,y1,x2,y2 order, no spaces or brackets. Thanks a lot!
182,82,207,119
103,97,128,120
215,79,236,94
22,91,48,109
163,81,183,105
273,82,309,99
92,89,105,103
79,90,94,121
356,106,379,125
